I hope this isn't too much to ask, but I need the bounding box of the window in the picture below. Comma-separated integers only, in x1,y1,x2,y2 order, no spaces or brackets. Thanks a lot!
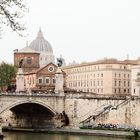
94,81,95,86
101,81,103,86
119,81,121,86
90,81,92,86
45,77,50,84
98,81,99,86
48,66,54,72
38,78,43,84
27,57,32,64
87,81,88,87
119,88,121,93
124,81,126,87
101,89,103,93
128,74,130,78
134,89,135,94
52,78,56,84
128,81,130,87
115,80,117,86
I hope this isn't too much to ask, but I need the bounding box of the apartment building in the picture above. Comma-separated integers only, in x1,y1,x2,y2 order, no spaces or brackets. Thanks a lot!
63,58,137,95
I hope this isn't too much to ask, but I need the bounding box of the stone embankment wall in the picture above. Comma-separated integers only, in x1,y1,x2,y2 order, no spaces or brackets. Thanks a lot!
65,93,140,129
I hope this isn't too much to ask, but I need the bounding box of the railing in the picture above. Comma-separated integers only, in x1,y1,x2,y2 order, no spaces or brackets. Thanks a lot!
79,104,113,124
112,97,131,110
0,92,60,97
80,97,132,126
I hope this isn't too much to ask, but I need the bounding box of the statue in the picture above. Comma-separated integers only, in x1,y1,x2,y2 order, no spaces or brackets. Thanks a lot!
57,58,63,67
19,59,24,68
56,55,66,67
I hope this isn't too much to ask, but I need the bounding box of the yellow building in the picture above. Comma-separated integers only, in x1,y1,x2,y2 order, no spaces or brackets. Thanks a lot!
63,58,137,95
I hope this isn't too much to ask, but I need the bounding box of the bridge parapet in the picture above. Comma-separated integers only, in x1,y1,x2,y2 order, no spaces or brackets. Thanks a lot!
0,93,65,115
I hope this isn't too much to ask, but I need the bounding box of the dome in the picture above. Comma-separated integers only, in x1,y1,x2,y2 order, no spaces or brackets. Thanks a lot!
29,29,53,53
19,46,38,54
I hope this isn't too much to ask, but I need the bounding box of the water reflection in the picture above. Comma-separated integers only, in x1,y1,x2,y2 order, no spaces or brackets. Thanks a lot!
3,132,127,140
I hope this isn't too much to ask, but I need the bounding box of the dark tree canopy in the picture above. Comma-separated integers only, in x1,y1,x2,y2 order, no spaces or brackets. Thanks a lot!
0,0,27,36
0,62,16,91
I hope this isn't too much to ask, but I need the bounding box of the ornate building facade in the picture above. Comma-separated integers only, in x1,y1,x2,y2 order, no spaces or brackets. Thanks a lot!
24,63,58,92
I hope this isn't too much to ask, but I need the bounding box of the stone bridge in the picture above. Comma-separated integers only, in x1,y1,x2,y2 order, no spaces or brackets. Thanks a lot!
0,93,65,128
1,92,140,129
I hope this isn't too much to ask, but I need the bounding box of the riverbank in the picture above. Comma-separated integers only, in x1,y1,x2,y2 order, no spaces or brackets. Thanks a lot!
2,127,138,139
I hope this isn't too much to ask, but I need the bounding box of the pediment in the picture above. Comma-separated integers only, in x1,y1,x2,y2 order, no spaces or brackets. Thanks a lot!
37,63,57,75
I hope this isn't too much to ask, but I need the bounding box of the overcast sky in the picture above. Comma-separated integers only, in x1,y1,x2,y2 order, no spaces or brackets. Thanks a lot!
1,0,140,64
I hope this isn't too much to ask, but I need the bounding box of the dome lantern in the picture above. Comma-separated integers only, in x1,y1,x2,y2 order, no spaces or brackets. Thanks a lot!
37,28,44,38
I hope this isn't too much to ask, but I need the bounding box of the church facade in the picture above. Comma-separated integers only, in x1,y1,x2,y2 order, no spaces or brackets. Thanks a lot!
24,63,57,93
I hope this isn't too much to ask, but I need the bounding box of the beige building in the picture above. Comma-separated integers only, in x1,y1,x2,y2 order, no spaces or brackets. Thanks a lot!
131,60,140,96
63,58,137,95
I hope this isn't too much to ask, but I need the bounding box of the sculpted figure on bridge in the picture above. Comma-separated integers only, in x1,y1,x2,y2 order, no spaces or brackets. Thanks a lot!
56,55,66,67
56,58,63,67
19,59,24,68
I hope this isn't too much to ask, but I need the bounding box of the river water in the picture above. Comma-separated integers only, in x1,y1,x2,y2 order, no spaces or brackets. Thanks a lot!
3,132,128,140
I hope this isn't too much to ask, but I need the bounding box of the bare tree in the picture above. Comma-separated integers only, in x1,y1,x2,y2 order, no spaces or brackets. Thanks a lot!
0,0,27,36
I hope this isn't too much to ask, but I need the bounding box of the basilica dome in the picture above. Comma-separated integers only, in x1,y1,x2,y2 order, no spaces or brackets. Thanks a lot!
29,29,53,53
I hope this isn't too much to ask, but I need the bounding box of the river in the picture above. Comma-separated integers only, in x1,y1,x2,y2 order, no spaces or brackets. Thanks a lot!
3,132,128,140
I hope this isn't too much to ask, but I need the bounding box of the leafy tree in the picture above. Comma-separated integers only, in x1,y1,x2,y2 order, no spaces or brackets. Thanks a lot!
0,62,16,92
0,0,27,36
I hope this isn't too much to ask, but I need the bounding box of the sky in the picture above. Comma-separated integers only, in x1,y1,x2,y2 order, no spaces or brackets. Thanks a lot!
1,0,140,64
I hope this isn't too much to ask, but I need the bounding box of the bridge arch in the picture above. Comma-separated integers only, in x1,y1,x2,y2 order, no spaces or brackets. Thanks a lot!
0,99,59,128
0,99,57,115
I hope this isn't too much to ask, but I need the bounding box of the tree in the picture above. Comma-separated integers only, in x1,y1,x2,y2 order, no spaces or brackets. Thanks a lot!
0,0,27,36
0,62,16,92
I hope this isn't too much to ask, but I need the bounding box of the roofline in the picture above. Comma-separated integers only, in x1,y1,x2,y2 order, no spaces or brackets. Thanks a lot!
14,52,40,54
62,59,137,69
